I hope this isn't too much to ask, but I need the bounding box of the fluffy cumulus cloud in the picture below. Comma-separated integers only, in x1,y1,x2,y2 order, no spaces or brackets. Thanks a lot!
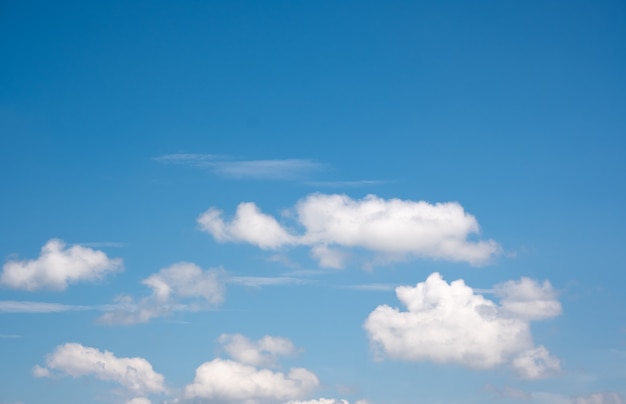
364,273,561,379
34,343,165,396
286,399,349,404
183,359,318,404
184,334,318,403
0,239,123,291
98,262,224,325
218,334,297,367
198,194,501,267
198,203,296,249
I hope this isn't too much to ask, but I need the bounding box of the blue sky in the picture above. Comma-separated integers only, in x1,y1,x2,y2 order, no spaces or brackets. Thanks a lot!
1,1,625,403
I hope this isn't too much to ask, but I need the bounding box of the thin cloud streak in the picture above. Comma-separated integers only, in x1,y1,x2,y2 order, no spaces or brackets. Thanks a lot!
78,242,128,248
228,276,310,288
338,283,397,292
0,301,95,313
154,154,322,180
306,180,390,187
0,334,22,339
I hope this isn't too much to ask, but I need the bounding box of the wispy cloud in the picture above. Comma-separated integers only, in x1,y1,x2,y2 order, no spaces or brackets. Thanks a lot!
337,283,396,292
0,334,22,339
306,180,389,187
77,242,128,248
154,154,322,180
0,301,95,313
228,276,310,288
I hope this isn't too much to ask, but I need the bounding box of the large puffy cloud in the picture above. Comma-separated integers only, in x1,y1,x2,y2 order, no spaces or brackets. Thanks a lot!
364,273,560,379
198,194,501,267
183,359,318,404
218,334,297,367
34,343,165,396
0,239,123,291
98,262,224,325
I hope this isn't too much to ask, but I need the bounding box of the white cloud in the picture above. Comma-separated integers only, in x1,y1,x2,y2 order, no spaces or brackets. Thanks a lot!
98,262,224,325
214,159,320,180
198,194,501,268
286,399,349,404
34,343,165,396
125,398,152,404
573,393,625,404
364,273,560,379
183,359,318,403
495,277,562,321
310,245,348,269
0,239,123,291
218,334,297,368
511,346,561,379
155,154,321,180
198,204,296,249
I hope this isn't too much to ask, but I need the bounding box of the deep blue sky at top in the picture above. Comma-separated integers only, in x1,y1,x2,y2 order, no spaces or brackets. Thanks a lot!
2,0,624,272
0,1,625,402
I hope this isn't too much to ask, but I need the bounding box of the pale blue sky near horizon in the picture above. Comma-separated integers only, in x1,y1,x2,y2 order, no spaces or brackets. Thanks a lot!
1,1,625,403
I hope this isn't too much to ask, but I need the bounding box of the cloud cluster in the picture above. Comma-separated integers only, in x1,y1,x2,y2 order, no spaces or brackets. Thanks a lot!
98,262,224,325
198,193,501,267
184,335,318,403
34,343,165,397
364,273,561,379
286,399,350,404
1,239,123,291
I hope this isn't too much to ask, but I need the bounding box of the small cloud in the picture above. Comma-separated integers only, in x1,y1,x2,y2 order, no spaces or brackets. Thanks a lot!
98,262,224,325
218,334,297,367
0,239,123,291
34,343,166,396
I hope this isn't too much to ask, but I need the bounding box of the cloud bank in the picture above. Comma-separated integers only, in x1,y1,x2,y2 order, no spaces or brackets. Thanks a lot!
198,193,501,267
1,239,123,291
364,273,561,379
